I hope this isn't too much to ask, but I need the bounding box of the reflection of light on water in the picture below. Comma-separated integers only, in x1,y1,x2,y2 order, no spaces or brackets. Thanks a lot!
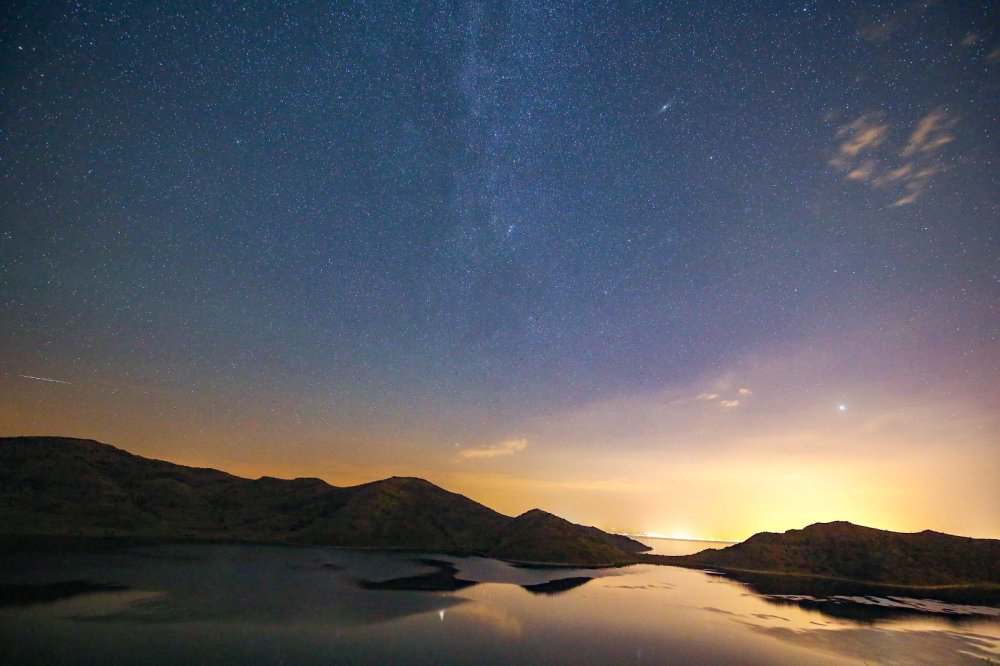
6,545,996,665
50,590,166,618
744,620,1000,666
447,592,524,638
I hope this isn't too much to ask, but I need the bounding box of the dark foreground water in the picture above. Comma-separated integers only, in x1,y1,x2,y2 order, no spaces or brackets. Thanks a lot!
1,543,998,665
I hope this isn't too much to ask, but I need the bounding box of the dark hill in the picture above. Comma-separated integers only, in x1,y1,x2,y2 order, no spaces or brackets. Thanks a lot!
0,436,648,565
491,509,636,564
659,521,1000,586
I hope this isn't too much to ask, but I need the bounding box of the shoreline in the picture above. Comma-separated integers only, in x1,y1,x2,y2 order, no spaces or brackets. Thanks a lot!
0,533,635,568
3,533,999,609
4,533,997,591
647,557,1000,591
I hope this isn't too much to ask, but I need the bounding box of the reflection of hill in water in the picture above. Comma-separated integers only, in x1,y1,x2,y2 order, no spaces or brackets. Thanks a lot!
521,576,591,595
706,570,1000,623
68,589,468,628
359,558,480,592
1,545,480,628
0,581,128,607
1,545,602,634
2,545,998,666
359,557,593,595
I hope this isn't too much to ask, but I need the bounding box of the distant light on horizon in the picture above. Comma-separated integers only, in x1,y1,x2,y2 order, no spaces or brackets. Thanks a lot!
625,532,738,544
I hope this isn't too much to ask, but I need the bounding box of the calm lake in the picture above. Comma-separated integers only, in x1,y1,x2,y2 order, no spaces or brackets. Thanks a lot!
1,542,998,665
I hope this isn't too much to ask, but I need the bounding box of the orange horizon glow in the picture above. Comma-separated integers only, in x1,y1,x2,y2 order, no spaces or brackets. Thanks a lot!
3,328,998,542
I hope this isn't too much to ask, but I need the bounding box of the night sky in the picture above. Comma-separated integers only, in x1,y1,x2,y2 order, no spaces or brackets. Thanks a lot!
2,1,998,539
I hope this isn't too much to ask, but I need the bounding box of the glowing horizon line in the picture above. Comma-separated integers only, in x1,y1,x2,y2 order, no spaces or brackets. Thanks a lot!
622,532,739,544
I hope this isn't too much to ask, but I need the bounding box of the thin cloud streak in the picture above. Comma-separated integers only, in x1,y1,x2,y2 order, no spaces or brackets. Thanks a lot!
458,438,527,460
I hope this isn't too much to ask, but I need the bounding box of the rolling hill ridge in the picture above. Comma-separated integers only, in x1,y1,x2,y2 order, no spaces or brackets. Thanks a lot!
0,436,648,565
660,520,1000,586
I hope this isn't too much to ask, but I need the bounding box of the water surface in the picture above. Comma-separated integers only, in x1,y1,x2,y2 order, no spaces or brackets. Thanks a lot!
1,543,997,665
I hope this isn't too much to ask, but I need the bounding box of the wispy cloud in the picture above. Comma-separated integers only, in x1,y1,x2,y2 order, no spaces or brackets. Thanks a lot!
871,163,913,187
901,108,955,157
829,108,956,206
696,387,751,408
458,438,527,460
831,112,888,164
846,160,876,182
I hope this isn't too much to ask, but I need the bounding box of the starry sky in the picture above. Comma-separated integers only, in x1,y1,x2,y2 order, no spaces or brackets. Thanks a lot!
2,1,998,539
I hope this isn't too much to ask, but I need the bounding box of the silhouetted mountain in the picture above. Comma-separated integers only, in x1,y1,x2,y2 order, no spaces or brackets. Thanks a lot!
491,509,637,564
660,521,1000,586
0,436,648,565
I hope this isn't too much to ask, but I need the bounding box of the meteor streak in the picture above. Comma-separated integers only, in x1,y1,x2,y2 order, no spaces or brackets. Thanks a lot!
18,375,72,385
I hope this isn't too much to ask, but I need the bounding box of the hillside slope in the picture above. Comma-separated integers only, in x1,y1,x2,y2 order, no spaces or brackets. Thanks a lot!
0,436,648,565
661,521,1000,586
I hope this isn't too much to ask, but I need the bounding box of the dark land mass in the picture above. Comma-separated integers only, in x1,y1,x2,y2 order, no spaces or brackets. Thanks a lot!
755,589,997,625
358,558,479,592
358,558,593,595
0,436,648,566
4,436,998,598
701,569,1000,608
0,580,128,607
657,521,1000,586
521,576,592,595
650,521,1000,606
